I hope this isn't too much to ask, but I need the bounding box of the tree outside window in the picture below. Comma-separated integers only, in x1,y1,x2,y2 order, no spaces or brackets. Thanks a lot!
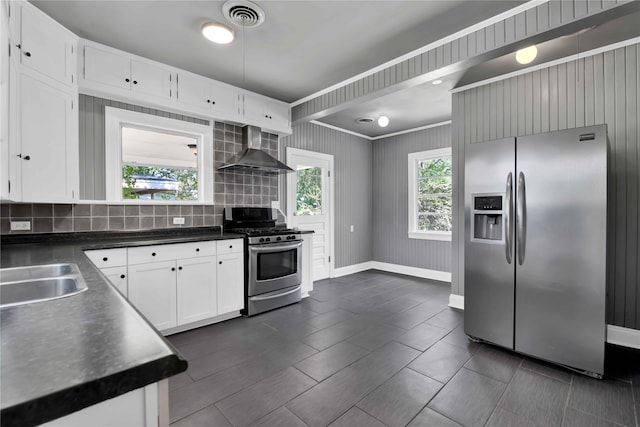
408,148,453,240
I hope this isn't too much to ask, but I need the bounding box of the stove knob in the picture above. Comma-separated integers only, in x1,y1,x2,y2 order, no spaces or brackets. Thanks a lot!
265,237,271,242
259,238,265,243
276,236,282,241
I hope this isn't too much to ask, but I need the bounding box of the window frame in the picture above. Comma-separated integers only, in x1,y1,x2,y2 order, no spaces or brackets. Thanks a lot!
104,107,213,204
407,147,452,241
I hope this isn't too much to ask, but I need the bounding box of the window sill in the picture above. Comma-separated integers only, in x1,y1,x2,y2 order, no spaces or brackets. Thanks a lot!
408,231,452,241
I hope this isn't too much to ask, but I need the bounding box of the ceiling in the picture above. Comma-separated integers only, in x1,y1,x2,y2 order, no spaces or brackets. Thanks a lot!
317,7,640,137
31,0,523,103
30,1,639,138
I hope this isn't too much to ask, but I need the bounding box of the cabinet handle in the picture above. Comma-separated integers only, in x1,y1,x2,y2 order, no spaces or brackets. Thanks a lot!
219,261,222,265
120,274,125,279
102,257,108,261
24,51,31,57
133,80,138,85
125,78,130,83
196,248,200,252
23,155,30,161
229,245,233,249
152,252,156,256
178,266,183,270
206,99,211,103
171,267,176,271
212,101,216,105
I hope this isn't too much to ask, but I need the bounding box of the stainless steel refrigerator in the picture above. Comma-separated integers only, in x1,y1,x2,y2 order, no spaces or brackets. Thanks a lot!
464,125,607,377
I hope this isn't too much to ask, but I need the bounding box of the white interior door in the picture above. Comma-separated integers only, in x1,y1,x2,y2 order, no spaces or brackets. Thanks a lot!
286,148,333,281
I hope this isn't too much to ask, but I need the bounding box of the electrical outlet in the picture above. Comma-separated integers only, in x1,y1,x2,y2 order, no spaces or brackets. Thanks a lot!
172,217,185,225
11,221,31,231
350,225,354,232
271,201,280,209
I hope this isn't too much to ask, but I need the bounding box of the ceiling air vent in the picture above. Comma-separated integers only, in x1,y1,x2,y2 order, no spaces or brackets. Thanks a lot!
356,117,375,124
223,0,266,28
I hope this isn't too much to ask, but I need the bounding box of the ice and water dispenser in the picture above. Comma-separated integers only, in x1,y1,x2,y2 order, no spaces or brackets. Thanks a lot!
471,195,503,242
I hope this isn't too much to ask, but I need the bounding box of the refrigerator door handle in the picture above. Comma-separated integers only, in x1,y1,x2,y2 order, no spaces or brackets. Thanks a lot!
517,172,527,265
505,173,513,264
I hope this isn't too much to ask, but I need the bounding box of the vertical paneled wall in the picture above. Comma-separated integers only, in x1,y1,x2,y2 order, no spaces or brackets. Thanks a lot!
372,125,452,273
452,43,640,330
280,122,373,269
292,0,632,123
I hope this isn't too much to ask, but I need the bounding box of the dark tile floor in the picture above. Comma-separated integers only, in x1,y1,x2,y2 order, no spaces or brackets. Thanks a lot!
167,270,640,427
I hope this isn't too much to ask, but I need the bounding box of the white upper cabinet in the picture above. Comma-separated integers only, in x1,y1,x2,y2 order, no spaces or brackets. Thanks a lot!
13,1,76,87
82,43,173,101
4,0,79,203
177,72,240,120
77,39,291,135
243,92,290,134
17,74,77,202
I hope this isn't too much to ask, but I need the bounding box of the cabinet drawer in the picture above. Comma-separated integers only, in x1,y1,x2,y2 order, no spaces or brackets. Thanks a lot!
128,241,217,264
216,239,243,255
85,248,127,268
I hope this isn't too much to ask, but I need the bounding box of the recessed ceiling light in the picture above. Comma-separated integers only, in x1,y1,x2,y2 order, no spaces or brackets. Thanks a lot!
515,45,537,65
356,117,375,124
202,22,235,44
432,79,443,85
378,116,389,127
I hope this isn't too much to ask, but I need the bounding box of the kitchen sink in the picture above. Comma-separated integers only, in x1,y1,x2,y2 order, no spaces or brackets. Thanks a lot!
0,263,88,308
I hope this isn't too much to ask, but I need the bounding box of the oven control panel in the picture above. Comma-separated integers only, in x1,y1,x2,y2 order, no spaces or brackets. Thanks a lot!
248,234,302,245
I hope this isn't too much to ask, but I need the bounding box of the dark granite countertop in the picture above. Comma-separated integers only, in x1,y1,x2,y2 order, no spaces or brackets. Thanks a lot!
0,227,244,426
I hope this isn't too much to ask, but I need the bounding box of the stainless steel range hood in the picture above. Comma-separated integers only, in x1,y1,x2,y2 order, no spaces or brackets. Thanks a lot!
217,125,294,174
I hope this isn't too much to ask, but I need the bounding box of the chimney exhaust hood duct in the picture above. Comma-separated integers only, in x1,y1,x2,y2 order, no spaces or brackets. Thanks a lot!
217,125,294,174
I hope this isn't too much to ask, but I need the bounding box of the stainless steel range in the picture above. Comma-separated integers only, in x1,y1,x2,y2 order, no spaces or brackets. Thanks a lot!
224,207,302,316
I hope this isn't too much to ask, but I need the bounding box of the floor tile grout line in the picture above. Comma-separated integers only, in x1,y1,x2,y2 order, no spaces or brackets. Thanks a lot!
560,374,574,426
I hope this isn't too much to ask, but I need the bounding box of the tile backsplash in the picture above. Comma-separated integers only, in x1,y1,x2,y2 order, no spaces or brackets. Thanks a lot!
1,97,280,235
0,203,217,234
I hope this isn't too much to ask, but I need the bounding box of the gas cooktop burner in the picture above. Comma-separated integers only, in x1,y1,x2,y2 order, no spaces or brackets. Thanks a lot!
228,227,297,237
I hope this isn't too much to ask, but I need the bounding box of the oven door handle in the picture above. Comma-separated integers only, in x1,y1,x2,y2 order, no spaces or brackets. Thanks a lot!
250,285,301,301
249,241,302,253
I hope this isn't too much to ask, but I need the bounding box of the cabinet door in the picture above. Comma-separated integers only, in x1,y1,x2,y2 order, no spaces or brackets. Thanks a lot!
242,92,265,124
176,73,209,110
83,45,130,91
18,4,74,85
19,74,77,202
100,266,128,297
217,252,244,315
263,99,290,129
176,256,217,325
208,81,240,119
131,59,172,100
128,261,177,331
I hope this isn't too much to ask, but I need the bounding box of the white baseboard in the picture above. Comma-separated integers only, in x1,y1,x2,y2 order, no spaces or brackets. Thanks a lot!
332,262,374,278
607,324,640,349
446,294,640,350
370,261,451,282
448,294,465,310
162,311,241,336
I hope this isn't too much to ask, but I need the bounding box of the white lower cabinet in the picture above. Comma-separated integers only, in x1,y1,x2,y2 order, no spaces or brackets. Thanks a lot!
100,266,128,296
85,239,244,334
216,252,243,314
176,256,217,325
128,260,178,331
41,380,166,427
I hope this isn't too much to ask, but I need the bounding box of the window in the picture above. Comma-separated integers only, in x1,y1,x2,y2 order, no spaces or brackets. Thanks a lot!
408,148,452,240
295,166,323,216
105,107,213,203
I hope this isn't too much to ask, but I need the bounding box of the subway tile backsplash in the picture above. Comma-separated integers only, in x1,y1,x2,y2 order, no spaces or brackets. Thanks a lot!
1,118,279,235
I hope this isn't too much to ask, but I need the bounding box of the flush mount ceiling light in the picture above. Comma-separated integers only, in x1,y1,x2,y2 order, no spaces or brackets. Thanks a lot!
515,45,537,65
378,115,390,128
432,79,443,85
202,22,235,44
356,117,375,124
